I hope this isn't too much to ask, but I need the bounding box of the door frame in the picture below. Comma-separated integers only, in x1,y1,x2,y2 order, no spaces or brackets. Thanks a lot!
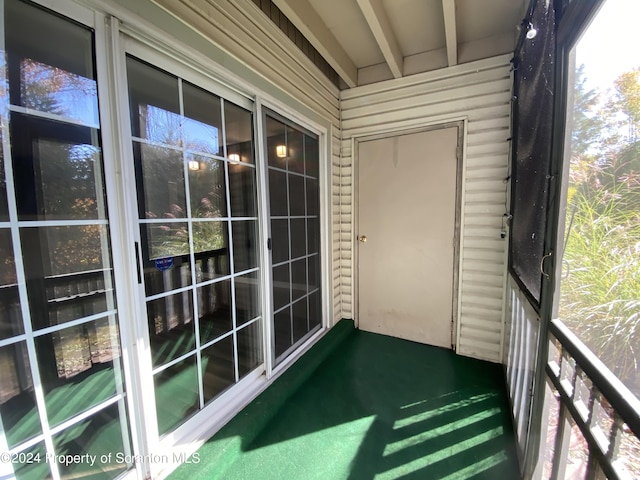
353,119,466,350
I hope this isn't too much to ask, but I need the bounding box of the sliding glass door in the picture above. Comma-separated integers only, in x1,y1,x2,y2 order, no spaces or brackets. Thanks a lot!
264,112,322,364
124,55,263,436
0,1,132,478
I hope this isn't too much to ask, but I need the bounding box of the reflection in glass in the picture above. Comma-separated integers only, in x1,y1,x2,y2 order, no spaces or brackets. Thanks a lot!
269,169,288,216
35,317,122,427
14,442,49,480
53,402,131,480
229,163,257,217
188,155,226,218
192,220,226,255
20,225,114,331
201,335,235,403
271,219,289,265
6,0,98,125
10,113,105,221
0,342,40,448
266,116,286,168
126,56,180,144
198,280,232,345
307,217,319,254
194,235,230,283
147,292,194,366
143,221,190,262
134,142,186,221
288,174,305,217
232,220,258,272
225,102,253,164
309,291,321,329
305,134,319,178
154,356,199,436
183,82,221,156
290,218,306,259
272,264,290,311
143,251,192,298
235,272,260,326
306,178,319,216
237,321,262,379
274,307,291,358
291,259,306,302
292,298,308,343
287,126,304,174
0,229,22,339
20,59,98,125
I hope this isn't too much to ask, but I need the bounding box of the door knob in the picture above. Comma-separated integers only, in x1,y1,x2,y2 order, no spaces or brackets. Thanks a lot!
358,235,367,243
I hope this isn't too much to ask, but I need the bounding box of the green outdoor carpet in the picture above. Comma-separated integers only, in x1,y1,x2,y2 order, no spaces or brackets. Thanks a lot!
170,322,521,480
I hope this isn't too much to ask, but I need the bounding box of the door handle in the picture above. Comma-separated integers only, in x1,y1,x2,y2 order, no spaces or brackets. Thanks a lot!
358,235,367,243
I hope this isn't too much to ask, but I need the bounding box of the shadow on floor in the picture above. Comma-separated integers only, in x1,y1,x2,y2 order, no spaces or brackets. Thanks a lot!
221,331,521,480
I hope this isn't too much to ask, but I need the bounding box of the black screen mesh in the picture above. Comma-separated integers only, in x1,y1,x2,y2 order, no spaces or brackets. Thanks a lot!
510,0,556,303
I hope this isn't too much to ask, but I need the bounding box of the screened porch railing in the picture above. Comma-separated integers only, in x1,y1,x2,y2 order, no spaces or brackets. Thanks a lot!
544,318,640,479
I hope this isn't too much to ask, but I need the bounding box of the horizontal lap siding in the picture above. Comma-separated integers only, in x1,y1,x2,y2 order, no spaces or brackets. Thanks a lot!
341,55,512,362
152,0,343,322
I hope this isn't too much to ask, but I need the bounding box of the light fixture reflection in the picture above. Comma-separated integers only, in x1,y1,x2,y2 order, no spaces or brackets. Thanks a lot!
526,22,537,39
188,160,200,171
276,145,287,158
228,153,240,162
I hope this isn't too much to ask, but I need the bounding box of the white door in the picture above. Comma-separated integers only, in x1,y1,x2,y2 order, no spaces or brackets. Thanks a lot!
357,126,459,348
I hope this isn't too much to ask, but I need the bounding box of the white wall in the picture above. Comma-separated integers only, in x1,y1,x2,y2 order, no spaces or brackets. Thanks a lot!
341,55,513,362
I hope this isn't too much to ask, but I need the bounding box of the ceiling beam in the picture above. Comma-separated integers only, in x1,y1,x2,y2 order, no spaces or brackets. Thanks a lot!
356,0,403,78
272,0,358,87
442,0,457,67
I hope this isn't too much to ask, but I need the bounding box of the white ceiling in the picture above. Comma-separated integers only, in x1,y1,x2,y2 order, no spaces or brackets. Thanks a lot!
272,0,529,88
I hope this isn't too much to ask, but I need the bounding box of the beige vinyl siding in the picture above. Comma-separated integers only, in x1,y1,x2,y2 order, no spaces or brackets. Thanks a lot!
341,55,513,362
150,0,344,322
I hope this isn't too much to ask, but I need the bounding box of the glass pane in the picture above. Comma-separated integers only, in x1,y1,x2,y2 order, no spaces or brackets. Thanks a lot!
271,219,289,265
6,0,98,124
182,82,221,156
288,174,305,216
272,264,290,311
266,116,286,168
198,280,232,345
21,225,115,331
0,129,10,221
147,292,195,366
194,228,230,283
143,221,190,263
290,218,306,259
201,335,235,403
53,402,131,480
126,56,181,145
229,163,257,217
14,442,49,480
274,307,291,358
305,134,319,178
306,177,319,216
287,126,304,174
268,169,288,216
566,418,588,479
307,217,319,254
237,320,262,379
11,113,105,221
232,220,258,272
0,342,40,448
308,254,320,292
35,317,122,427
309,291,321,329
188,155,226,218
0,229,22,339
154,356,199,436
143,251,192,298
291,258,306,302
134,142,186,220
292,298,307,343
225,102,253,164
235,271,259,327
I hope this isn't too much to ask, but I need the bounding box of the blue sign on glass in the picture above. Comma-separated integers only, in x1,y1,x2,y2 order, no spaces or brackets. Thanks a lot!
155,257,174,272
